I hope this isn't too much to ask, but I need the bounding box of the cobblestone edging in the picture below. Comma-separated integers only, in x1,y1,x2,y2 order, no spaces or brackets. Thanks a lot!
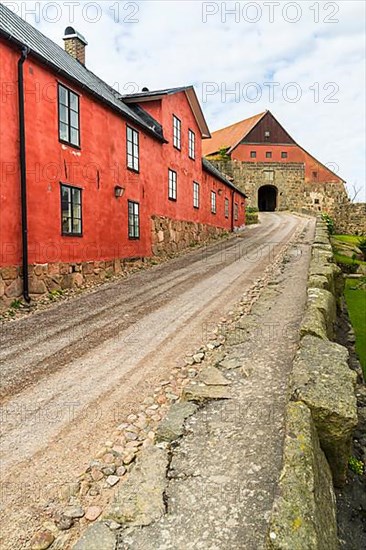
266,219,358,550
0,217,232,315
29,222,305,550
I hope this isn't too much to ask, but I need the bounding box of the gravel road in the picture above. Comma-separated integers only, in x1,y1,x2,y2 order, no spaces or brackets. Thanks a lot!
0,212,305,548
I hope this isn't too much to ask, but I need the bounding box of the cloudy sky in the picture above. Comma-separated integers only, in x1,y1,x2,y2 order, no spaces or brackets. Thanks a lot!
5,0,366,200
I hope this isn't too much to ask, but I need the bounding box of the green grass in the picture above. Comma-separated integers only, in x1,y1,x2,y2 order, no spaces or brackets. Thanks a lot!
333,234,364,245
345,278,366,377
334,253,366,267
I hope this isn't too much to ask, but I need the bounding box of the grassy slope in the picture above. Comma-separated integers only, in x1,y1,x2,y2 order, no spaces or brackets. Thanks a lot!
334,235,363,245
345,278,366,377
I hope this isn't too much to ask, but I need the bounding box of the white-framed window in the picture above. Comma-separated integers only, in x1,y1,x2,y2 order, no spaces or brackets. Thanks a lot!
188,129,196,159
173,115,181,150
61,184,82,236
193,182,200,208
234,202,239,221
128,200,140,239
127,126,139,172
225,198,229,218
211,191,217,214
168,169,177,200
58,84,80,147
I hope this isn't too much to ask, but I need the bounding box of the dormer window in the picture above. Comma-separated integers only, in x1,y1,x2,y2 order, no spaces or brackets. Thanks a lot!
264,131,270,138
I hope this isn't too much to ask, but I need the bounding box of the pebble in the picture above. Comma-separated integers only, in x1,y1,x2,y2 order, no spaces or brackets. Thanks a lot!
102,466,116,476
55,514,73,531
106,475,120,487
125,431,138,441
123,453,136,465
103,453,115,464
30,530,55,550
64,505,85,519
112,445,125,454
85,506,102,522
185,357,195,365
90,468,104,482
116,466,127,476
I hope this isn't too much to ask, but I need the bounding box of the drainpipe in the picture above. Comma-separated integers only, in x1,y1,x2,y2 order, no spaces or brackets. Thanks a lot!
231,190,235,232
18,46,31,303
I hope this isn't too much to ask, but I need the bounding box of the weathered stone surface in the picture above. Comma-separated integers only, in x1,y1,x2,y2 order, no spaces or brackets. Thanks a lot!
300,305,328,340
291,335,358,486
72,522,116,550
307,287,336,338
307,274,330,291
267,402,338,550
218,357,243,370
29,277,47,295
309,262,343,296
64,505,85,519
104,446,169,526
182,382,231,402
5,278,22,298
30,530,55,550
198,366,231,386
85,506,102,522
156,402,198,443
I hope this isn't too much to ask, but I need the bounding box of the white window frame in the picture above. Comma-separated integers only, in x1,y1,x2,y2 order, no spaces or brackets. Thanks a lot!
168,169,177,200
211,191,217,214
127,126,139,172
188,129,196,159
193,182,200,208
173,115,181,150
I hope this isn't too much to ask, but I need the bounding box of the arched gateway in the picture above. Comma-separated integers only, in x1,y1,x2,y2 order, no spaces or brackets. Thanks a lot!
258,185,278,212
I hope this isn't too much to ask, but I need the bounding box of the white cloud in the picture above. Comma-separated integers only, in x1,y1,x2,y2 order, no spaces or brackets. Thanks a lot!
6,0,366,199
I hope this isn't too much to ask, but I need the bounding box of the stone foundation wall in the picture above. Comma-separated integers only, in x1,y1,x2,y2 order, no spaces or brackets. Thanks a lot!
151,215,228,257
0,258,133,312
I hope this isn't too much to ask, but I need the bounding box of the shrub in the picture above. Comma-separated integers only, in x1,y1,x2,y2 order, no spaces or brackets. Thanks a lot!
349,456,364,475
321,213,335,235
357,236,366,261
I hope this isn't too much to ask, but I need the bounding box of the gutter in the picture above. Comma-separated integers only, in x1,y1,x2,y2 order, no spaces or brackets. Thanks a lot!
18,45,30,303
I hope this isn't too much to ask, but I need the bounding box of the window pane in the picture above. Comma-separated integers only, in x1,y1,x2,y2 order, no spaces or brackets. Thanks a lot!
70,110,78,129
70,92,78,111
59,104,69,124
70,128,79,146
60,122,68,142
59,85,68,106
73,218,81,234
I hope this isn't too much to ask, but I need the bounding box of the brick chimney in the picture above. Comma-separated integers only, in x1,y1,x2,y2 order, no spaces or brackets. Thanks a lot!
63,26,88,65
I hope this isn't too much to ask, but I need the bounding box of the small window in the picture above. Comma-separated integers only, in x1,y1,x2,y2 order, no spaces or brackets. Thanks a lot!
265,131,270,138
168,169,177,200
61,184,82,236
173,115,181,150
266,151,272,159
193,181,200,208
58,84,80,147
225,198,229,218
127,126,139,172
188,129,196,159
281,152,288,159
128,201,140,239
234,203,239,221
313,171,318,179
314,198,320,205
211,191,217,214
250,151,256,158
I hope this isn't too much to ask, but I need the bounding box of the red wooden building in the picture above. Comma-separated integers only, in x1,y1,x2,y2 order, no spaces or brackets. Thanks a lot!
0,5,246,306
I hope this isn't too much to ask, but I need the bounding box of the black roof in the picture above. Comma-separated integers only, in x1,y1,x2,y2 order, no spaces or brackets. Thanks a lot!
202,159,247,198
122,87,189,99
0,3,165,141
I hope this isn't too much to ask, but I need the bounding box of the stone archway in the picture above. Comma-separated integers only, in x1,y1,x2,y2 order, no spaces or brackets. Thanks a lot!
258,185,278,212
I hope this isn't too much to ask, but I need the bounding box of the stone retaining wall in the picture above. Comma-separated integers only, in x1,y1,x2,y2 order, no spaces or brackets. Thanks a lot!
151,215,228,257
267,218,358,549
334,203,366,235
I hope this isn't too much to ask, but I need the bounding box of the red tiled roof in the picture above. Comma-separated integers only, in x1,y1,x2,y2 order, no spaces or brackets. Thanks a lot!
202,112,267,156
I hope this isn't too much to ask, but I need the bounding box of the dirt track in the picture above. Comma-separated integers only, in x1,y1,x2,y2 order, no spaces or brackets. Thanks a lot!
0,212,306,548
